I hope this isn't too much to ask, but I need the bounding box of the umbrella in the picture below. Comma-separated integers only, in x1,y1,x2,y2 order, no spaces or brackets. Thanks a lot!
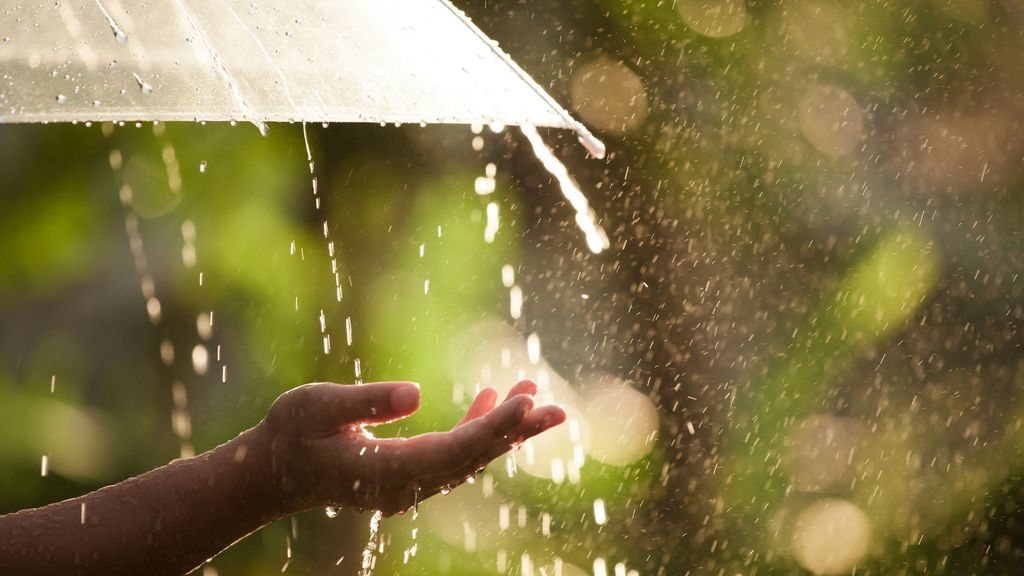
0,0,605,158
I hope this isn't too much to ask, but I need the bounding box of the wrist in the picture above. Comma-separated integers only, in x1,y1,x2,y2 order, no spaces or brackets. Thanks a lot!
234,422,302,519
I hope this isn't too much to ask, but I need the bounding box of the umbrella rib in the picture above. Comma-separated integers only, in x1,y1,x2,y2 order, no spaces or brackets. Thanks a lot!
434,0,605,158
210,0,301,117
169,0,263,129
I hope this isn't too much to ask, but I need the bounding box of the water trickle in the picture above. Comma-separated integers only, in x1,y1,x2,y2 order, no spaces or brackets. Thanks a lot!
303,123,363,379
575,127,606,159
93,0,129,43
520,125,610,254
131,72,153,95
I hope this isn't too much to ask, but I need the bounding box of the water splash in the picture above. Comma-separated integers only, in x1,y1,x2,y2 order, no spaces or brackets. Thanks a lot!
359,510,384,576
519,125,610,254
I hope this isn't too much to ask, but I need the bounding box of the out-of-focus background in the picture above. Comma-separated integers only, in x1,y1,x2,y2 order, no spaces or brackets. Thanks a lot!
3,0,1024,574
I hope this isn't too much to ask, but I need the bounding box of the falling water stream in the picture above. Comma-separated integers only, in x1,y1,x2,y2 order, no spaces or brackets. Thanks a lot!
92,119,608,574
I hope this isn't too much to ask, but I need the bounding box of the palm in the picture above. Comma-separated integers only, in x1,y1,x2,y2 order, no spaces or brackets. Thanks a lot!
263,380,564,515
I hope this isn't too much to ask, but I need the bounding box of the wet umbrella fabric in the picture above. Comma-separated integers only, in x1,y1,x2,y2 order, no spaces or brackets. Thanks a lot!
0,0,602,156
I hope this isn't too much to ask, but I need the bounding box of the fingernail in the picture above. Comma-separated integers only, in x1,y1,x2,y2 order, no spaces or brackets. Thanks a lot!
390,385,420,412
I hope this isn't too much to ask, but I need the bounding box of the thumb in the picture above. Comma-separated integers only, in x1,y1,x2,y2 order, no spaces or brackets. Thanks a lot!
285,381,421,434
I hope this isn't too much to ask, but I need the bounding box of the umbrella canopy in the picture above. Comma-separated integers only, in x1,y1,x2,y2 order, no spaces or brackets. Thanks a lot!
0,0,604,156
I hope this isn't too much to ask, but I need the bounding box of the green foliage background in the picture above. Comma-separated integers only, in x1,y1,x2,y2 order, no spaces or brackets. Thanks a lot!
3,1,1024,574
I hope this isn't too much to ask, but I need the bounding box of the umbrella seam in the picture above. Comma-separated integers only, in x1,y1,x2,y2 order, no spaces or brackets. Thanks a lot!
169,0,262,126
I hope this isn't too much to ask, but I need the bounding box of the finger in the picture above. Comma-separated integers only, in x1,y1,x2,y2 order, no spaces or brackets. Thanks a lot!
503,379,537,402
456,387,498,427
291,381,421,434
380,394,534,477
498,404,566,449
459,404,567,476
414,405,567,495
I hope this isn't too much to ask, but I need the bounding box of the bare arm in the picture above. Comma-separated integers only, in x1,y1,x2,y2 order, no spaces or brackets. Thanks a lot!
0,380,564,576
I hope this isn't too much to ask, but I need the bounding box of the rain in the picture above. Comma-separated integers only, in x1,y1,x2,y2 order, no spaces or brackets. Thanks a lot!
3,0,1024,575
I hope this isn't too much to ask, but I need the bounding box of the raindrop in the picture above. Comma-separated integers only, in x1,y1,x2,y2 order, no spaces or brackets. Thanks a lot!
131,72,153,95
501,264,515,287
474,176,496,196
593,498,607,525
325,506,339,519
199,161,207,173
55,94,67,104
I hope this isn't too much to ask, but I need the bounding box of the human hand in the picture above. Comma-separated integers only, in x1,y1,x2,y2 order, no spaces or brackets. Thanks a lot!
257,380,565,516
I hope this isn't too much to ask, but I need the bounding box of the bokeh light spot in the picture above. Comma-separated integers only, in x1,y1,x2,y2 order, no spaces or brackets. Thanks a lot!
793,499,871,575
580,378,658,466
677,0,747,38
570,58,648,134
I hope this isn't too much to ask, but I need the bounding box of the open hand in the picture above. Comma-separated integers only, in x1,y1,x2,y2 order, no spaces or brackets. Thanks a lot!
258,380,565,515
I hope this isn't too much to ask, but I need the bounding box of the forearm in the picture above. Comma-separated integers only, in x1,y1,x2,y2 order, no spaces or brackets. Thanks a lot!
0,424,289,576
